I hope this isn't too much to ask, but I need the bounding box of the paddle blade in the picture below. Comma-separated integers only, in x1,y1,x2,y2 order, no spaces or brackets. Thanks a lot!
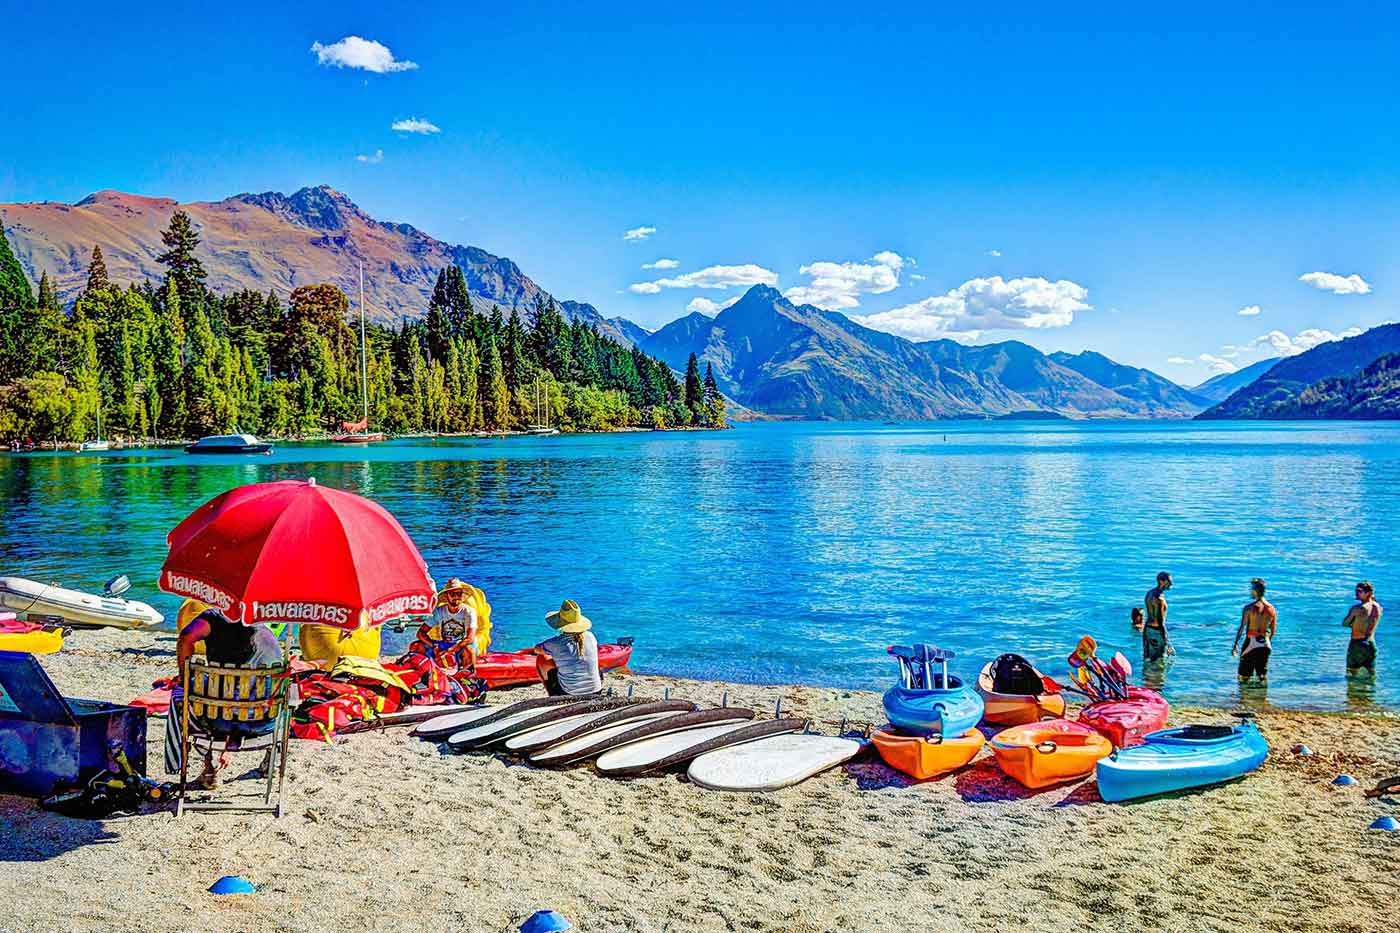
1040,674,1063,694
1110,651,1133,683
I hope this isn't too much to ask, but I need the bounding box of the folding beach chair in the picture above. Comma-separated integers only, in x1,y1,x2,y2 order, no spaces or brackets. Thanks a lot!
176,655,293,817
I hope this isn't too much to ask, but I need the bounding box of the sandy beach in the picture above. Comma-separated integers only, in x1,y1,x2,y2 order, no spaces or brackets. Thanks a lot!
2,628,1397,933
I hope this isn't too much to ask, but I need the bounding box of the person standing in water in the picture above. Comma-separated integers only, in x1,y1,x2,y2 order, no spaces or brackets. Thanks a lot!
1343,581,1382,676
1143,572,1174,662
1231,578,1277,684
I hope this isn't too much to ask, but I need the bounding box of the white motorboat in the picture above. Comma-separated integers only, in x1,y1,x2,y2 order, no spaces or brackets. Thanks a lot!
185,432,272,454
0,574,164,629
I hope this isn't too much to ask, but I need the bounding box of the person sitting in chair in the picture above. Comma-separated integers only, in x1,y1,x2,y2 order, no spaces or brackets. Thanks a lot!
173,602,283,786
532,599,602,696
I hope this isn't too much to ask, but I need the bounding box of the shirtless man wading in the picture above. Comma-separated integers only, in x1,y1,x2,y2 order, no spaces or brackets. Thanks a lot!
1143,572,1173,663
1231,578,1277,684
1343,581,1383,676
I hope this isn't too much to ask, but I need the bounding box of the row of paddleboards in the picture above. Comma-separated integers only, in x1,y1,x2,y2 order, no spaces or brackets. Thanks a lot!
410,694,866,791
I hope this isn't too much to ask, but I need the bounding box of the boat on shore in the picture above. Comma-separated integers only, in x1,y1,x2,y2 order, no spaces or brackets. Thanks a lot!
185,432,273,454
79,403,111,451
0,575,164,629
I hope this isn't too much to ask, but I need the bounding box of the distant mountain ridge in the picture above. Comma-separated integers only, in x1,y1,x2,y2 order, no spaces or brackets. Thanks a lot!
0,186,635,345
1199,324,1400,419
639,285,1206,419
1190,357,1280,404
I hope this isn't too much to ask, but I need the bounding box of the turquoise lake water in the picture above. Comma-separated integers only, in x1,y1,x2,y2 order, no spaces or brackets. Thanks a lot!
1,421,1395,712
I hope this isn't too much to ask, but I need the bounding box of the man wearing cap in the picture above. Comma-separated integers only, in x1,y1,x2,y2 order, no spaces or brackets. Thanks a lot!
533,599,602,696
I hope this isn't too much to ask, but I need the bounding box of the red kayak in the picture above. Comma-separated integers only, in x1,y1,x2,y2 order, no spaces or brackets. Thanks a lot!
1078,686,1169,748
475,640,634,689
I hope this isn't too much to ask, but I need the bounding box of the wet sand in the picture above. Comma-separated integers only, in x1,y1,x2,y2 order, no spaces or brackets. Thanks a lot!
2,628,1397,932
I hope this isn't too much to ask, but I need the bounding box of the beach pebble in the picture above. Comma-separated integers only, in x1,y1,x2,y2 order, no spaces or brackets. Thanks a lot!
1369,816,1399,832
1292,743,1314,756
1332,774,1358,785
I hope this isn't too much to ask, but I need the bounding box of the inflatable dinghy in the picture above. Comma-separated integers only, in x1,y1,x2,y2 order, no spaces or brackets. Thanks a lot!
0,575,163,629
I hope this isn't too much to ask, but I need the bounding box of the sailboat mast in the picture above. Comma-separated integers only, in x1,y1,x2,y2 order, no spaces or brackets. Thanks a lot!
358,261,368,425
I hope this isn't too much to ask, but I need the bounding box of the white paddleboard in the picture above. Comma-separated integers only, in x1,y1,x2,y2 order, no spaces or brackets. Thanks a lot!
504,708,634,751
688,735,863,792
379,704,460,724
411,706,499,737
596,720,759,774
530,711,694,764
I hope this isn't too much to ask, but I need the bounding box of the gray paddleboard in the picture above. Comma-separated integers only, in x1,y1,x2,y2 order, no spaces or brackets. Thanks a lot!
687,734,864,791
598,718,808,777
413,693,597,740
530,708,755,767
448,696,636,749
596,719,768,775
504,700,695,753
528,710,696,765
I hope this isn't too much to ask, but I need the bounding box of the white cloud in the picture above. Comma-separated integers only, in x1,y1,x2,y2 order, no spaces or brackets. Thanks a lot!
910,273,926,282
1299,271,1372,295
642,258,679,270
987,249,1002,257
1198,353,1237,374
355,149,384,164
392,118,441,135
623,226,656,241
783,251,910,310
687,296,740,316
1253,326,1364,357
854,275,1091,340
1167,357,1192,365
1237,305,1262,316
311,36,417,73
629,263,777,295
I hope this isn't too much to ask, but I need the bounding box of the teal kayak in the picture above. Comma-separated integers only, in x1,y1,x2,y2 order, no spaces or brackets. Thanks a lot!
882,644,984,737
1096,721,1268,802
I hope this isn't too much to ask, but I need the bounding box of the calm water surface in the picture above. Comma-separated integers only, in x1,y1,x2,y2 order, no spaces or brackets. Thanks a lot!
1,421,1395,712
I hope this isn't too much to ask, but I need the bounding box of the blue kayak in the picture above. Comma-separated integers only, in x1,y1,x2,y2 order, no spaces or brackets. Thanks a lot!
1096,721,1269,802
882,644,985,737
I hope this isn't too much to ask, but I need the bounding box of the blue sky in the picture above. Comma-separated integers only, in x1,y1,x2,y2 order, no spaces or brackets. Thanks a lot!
3,1,1398,382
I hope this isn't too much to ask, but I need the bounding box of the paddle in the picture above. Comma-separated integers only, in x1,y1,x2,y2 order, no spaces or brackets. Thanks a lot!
1089,657,1127,700
1040,673,1097,702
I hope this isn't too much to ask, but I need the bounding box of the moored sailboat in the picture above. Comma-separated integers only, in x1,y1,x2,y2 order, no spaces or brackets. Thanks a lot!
333,262,386,443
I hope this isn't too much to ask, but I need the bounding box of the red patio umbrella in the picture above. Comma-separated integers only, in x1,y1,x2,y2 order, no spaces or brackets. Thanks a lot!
159,479,435,630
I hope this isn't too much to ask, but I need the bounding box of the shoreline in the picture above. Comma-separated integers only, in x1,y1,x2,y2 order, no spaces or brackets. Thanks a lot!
4,627,1397,932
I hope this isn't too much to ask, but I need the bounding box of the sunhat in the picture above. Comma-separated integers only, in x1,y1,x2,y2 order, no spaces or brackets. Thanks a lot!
545,599,592,634
437,578,469,602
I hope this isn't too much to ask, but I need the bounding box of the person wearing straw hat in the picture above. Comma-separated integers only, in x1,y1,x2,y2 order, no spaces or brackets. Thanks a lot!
421,578,482,668
533,599,602,696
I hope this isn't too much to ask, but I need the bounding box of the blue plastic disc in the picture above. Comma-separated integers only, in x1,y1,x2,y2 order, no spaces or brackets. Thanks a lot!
1333,774,1358,785
208,875,256,895
1293,744,1314,757
520,910,572,933
1370,816,1399,832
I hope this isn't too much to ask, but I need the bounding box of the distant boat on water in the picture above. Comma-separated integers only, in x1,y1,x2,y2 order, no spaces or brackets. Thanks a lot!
526,376,559,436
79,403,110,451
333,262,386,444
185,432,273,454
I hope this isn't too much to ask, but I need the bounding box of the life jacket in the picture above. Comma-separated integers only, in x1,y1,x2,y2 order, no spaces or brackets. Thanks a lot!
990,653,1042,695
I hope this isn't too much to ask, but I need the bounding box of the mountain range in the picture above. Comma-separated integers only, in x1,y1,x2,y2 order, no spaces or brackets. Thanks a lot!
1198,323,1400,419
635,286,1207,419
0,186,639,346
6,185,1395,420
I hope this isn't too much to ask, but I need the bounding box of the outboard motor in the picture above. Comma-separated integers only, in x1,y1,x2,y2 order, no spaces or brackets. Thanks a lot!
103,574,132,599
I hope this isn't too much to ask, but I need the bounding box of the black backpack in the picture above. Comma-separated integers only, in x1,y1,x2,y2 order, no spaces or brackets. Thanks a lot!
991,653,1042,695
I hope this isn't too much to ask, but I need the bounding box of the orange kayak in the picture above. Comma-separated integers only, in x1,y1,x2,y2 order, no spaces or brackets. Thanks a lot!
873,727,985,779
976,660,1067,726
989,720,1112,788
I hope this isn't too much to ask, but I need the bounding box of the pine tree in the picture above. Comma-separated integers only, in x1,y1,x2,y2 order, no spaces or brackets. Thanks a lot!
703,362,725,427
480,337,509,430
0,225,35,382
85,245,111,295
151,280,187,436
426,269,451,362
155,210,207,307
684,352,704,422
460,339,481,430
503,308,526,390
